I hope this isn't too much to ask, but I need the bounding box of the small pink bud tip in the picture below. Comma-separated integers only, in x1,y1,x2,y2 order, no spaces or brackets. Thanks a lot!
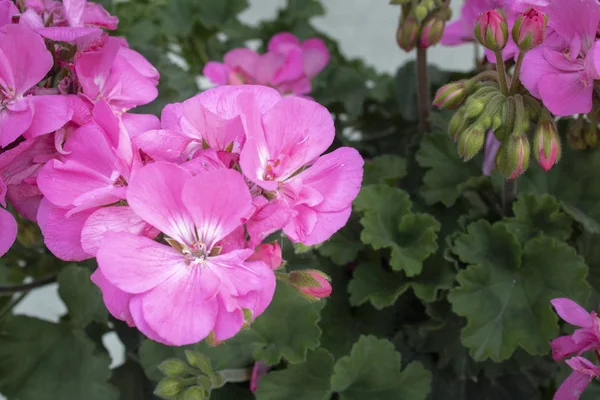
512,7,547,51
419,14,445,48
433,80,468,109
397,17,420,52
534,118,561,172
474,9,508,51
290,270,332,300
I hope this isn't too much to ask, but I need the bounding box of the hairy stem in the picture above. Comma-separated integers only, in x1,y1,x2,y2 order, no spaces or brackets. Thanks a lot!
0,275,58,296
502,179,518,215
416,46,431,134
494,51,509,95
509,52,525,95
218,368,252,383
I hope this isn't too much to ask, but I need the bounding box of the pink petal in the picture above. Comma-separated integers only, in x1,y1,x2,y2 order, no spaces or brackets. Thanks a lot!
139,267,220,346
268,32,301,54
271,48,304,85
551,298,594,328
75,37,121,101
302,38,330,78
37,199,94,261
0,102,33,147
554,370,592,400
6,184,42,222
83,2,118,30
248,242,283,270
483,132,501,176
81,206,156,256
63,0,86,27
23,95,73,139
203,62,230,85
129,295,173,345
250,362,271,393
212,298,245,341
133,129,190,162
192,85,281,121
118,46,159,84
36,27,102,44
91,269,134,326
19,9,44,29
538,71,592,116
234,260,276,317
551,334,589,361
182,149,228,175
223,48,261,78
0,24,53,94
102,55,158,109
0,0,18,27
548,0,600,55
521,47,560,98
127,161,196,244
121,113,160,137
181,169,253,248
0,207,16,257
97,232,184,294
285,205,352,246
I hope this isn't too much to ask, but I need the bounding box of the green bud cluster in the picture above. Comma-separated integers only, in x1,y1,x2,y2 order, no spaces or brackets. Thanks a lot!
568,110,600,151
154,350,216,400
394,0,451,52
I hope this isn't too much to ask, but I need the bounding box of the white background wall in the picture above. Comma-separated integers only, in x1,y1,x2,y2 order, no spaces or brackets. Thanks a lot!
1,1,473,394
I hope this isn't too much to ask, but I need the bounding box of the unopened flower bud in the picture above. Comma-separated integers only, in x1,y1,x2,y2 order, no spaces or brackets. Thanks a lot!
248,242,283,270
184,350,212,375
414,3,429,22
289,270,332,300
182,386,206,400
464,97,486,119
158,359,188,377
433,80,470,109
512,7,547,51
533,118,561,171
419,13,445,48
154,377,183,398
448,109,467,141
504,133,530,178
458,125,486,161
474,9,508,51
397,17,420,51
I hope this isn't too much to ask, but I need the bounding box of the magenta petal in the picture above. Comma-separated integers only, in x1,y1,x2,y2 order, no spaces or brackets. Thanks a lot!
250,361,271,393
0,207,16,257
97,232,184,294
129,295,173,345
268,32,301,54
521,47,558,98
121,113,160,137
37,199,94,262
0,0,18,27
0,104,33,147
271,48,304,85
551,298,594,328
551,335,586,361
286,205,352,246
212,299,245,341
203,62,230,85
234,260,276,317
133,129,190,162
140,268,219,346
81,206,156,256
36,27,103,43
554,370,592,400
223,48,261,78
246,198,295,247
538,71,592,116
24,95,73,139
181,169,253,248
91,269,134,326
127,161,196,244
483,132,501,176
302,38,330,78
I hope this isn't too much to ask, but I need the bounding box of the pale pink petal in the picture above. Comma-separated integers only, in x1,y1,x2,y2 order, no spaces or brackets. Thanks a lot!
23,95,73,139
254,52,285,85
212,298,245,341
203,62,230,85
97,232,184,294
248,242,283,270
91,269,134,326
193,85,281,121
246,197,294,247
129,295,173,345
63,0,86,27
551,298,594,328
483,132,501,176
102,55,158,109
37,199,94,261
133,129,190,162
181,169,253,248
223,48,261,78
121,113,160,137
127,161,196,244
302,38,330,78
118,46,159,84
36,27,102,43
234,260,276,317
19,9,44,29
140,267,220,346
521,47,558,99
268,32,301,54
0,103,33,147
271,48,304,85
75,38,121,101
0,207,16,257
538,71,592,116
183,149,227,175
83,2,118,30
216,226,247,254
81,206,156,256
285,205,352,246
548,0,600,55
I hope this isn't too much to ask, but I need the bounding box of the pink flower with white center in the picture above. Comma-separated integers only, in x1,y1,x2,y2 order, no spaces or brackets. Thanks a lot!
520,0,600,115
239,89,364,246
551,298,600,361
75,36,159,113
554,356,600,400
96,163,276,346
0,24,73,147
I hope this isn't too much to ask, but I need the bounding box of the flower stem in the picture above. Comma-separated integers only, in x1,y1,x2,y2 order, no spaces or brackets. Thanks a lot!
502,178,518,215
494,51,509,95
0,275,57,296
416,46,431,134
509,52,526,95
218,368,252,383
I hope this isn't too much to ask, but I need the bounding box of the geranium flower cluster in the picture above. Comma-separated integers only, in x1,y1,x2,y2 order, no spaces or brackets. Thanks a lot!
0,0,363,347
203,32,330,96
551,298,600,400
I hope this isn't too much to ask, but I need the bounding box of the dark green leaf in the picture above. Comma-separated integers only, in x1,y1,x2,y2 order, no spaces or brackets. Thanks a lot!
139,340,189,382
331,335,432,400
58,265,108,328
110,360,154,400
348,262,409,309
255,349,334,400
363,154,408,186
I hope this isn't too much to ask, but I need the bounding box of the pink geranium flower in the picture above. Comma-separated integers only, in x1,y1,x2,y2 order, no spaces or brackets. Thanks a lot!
0,24,73,147
555,356,600,400
96,163,276,345
0,176,16,257
520,0,600,115
551,298,600,361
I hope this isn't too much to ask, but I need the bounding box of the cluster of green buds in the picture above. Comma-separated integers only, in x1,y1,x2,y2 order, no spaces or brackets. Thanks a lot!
567,110,600,150
154,350,227,399
392,0,451,51
433,6,558,179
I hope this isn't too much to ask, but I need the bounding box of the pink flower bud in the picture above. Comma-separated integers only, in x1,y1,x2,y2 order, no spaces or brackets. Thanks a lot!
534,119,561,171
290,270,332,300
248,242,283,270
397,17,420,52
497,134,530,179
458,124,486,161
419,14,445,48
433,80,469,109
512,8,547,51
250,361,271,393
474,10,508,51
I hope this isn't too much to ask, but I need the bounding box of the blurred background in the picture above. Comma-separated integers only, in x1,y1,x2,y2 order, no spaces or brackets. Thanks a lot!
1,0,473,389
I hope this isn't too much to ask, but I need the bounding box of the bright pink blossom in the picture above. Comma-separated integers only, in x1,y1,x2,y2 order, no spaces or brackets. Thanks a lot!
96,163,276,345
554,356,600,400
0,176,16,257
551,298,600,361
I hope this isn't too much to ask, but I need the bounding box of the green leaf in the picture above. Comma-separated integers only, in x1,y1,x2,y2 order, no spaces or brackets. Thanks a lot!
312,65,368,116
363,154,407,186
411,252,456,302
317,221,364,266
348,262,409,309
198,0,249,27
395,62,449,122
139,339,189,381
356,185,440,276
58,265,108,328
195,329,264,370
519,145,600,233
0,316,118,400
331,335,432,400
109,360,154,400
505,193,572,244
251,283,324,365
416,130,485,207
449,221,590,361
255,349,334,400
